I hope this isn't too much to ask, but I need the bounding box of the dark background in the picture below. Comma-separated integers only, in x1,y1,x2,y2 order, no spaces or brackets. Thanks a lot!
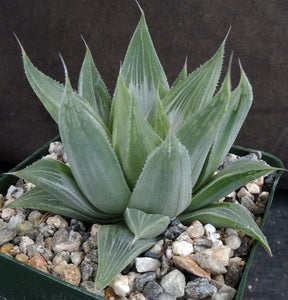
0,1,287,299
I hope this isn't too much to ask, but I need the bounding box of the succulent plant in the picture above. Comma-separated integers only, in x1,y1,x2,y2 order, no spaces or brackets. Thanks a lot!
7,9,280,290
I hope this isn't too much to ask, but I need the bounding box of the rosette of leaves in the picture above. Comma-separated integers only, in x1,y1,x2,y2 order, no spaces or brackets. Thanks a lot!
7,10,280,290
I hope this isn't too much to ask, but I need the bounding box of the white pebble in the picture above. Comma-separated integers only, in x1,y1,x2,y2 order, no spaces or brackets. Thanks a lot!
166,246,173,259
225,228,238,236
245,182,261,194
186,220,205,238
149,240,164,254
109,274,130,297
204,224,216,235
47,215,68,229
172,240,193,256
225,235,241,250
5,185,24,199
237,187,254,200
135,257,161,273
19,236,34,254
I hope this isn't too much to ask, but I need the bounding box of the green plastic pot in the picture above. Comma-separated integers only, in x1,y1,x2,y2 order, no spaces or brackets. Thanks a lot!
0,137,284,300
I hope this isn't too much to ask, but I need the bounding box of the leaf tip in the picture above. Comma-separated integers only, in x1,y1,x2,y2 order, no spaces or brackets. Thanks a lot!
134,0,144,16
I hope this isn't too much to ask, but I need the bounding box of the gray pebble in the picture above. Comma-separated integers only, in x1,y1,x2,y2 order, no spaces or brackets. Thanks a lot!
25,227,40,242
39,223,57,238
160,269,186,297
0,219,8,231
186,277,217,299
84,249,98,263
14,221,33,237
80,261,97,281
164,225,185,240
135,272,156,291
225,261,242,287
0,229,17,246
143,280,163,300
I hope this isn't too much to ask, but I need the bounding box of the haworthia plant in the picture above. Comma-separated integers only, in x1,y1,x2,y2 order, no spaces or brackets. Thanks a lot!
7,9,282,290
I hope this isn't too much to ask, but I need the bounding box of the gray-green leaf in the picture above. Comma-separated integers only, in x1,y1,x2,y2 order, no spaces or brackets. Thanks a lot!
96,224,156,290
179,202,271,255
121,13,169,120
78,46,111,126
124,208,170,239
6,187,111,224
176,69,230,188
185,160,279,212
129,133,191,218
163,39,225,130
196,64,253,187
59,77,131,214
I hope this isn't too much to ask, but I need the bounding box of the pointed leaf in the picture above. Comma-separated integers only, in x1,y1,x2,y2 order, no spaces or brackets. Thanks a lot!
124,208,170,239
59,78,131,214
196,65,253,187
176,70,230,188
21,47,108,129
163,39,225,130
78,47,111,125
96,224,156,290
10,159,114,221
179,202,271,255
6,187,108,224
171,58,188,89
185,160,280,212
121,13,169,120
111,73,132,144
114,95,161,188
151,95,170,140
129,133,191,218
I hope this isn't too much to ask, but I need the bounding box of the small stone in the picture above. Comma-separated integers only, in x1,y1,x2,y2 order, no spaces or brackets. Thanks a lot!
53,261,81,286
129,292,147,300
193,237,212,248
28,210,43,225
204,224,220,242
160,269,186,297
185,277,217,299
80,261,97,281
213,274,225,284
15,253,29,263
225,228,238,236
135,257,161,273
44,237,53,250
237,187,254,200
36,245,53,261
1,208,17,221
203,245,232,266
127,271,138,291
164,224,185,240
27,255,50,274
225,235,241,250
109,274,131,297
0,219,7,231
264,171,278,188
19,236,34,254
241,196,264,215
222,154,239,167
0,243,14,254
259,191,270,204
9,245,20,256
53,251,71,265
149,240,164,255
52,228,81,252
158,292,177,300
0,229,16,246
142,280,163,300
47,215,69,229
160,255,173,277
165,245,173,259
192,252,227,275
27,228,41,242
225,261,242,287
135,272,156,291
172,240,193,256
71,251,85,266
14,221,33,236
234,237,250,256
245,182,261,194
70,219,86,232
90,223,100,237
214,285,236,300
68,230,82,243
173,255,211,281
80,281,104,295
5,185,24,199
48,141,64,156
87,236,98,249
84,249,98,263
7,211,26,229
252,176,264,186
39,223,57,238
186,220,205,238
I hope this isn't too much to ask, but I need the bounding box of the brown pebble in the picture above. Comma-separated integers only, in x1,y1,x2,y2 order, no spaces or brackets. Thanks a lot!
27,255,50,274
0,243,14,254
15,253,29,263
173,255,211,281
104,286,119,298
